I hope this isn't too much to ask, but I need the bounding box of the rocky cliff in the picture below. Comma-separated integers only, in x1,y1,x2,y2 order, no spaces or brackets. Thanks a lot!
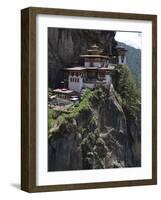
48,85,141,171
48,28,141,171
48,28,117,88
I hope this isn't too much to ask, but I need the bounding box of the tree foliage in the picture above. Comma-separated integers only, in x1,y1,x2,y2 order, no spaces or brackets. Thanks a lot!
116,65,140,117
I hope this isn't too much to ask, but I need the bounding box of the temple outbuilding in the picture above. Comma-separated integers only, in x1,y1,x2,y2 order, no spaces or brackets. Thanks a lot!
116,46,127,65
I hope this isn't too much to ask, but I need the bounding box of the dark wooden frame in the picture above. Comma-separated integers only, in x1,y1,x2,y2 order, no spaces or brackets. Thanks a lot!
21,7,157,193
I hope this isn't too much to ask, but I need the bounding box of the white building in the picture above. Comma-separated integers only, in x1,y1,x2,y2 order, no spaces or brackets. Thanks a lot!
116,46,127,65
63,44,127,93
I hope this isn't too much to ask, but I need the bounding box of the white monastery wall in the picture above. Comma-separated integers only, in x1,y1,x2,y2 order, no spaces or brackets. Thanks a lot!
68,75,83,92
85,62,90,67
85,61,102,68
93,62,101,68
118,56,127,65
105,74,112,85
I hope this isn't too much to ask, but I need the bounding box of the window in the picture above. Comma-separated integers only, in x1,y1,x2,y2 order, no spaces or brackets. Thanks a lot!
121,55,124,63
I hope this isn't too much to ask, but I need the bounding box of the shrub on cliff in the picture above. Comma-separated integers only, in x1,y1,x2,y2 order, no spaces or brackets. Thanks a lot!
116,65,140,117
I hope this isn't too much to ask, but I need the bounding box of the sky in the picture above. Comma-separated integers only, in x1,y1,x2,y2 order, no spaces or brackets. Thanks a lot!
115,31,142,49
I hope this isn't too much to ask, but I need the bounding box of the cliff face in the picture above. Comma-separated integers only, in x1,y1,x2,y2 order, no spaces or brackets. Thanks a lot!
48,28,117,87
48,28,141,171
48,85,141,171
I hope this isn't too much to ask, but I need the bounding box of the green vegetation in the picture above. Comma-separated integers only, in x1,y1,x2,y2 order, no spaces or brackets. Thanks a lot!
48,109,56,130
59,86,109,122
48,87,108,137
48,85,110,132
48,108,69,132
116,64,140,117
81,128,107,169
68,89,92,118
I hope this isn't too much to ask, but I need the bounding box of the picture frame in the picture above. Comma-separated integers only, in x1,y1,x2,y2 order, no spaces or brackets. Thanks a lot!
21,7,157,192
